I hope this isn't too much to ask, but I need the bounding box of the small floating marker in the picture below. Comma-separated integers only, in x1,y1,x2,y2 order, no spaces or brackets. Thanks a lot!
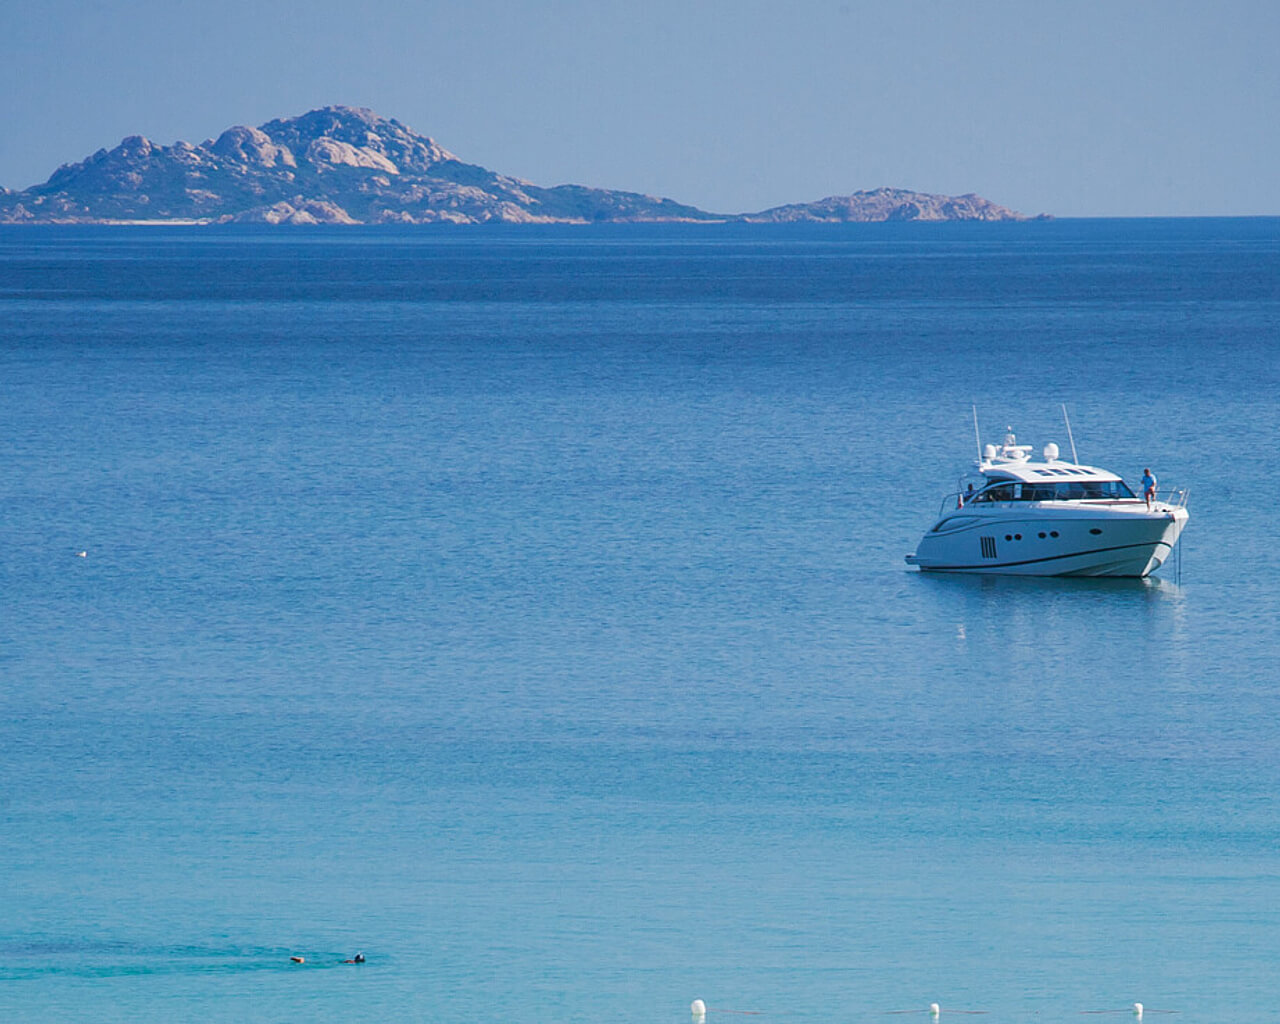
931,1004,941,1019
77,551,87,558
1133,1004,1143,1020
691,998,707,1021
290,956,305,964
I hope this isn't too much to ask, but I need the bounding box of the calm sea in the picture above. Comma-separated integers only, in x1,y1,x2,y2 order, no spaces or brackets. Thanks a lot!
2,220,1278,1023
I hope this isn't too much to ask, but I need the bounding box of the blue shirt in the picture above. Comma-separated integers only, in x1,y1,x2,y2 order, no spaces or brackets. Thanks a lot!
1141,472,1156,492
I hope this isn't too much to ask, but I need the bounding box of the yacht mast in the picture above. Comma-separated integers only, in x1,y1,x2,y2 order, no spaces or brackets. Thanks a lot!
1061,403,1080,464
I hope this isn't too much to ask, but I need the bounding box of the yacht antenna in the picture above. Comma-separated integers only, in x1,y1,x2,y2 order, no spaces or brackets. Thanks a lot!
972,404,983,462
1061,403,1080,464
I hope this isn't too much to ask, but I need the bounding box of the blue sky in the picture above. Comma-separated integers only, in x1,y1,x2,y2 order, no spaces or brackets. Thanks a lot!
3,0,1277,216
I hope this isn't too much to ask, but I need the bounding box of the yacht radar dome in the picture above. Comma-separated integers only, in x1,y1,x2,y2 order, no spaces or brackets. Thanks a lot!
1043,442,1060,461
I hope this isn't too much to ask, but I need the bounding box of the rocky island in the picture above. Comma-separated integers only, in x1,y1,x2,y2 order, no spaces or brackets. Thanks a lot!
0,106,1036,225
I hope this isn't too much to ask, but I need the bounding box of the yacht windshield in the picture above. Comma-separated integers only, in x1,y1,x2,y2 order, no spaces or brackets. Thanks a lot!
969,480,1136,502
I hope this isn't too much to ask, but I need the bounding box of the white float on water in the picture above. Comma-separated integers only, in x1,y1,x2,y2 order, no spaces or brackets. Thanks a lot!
930,1003,940,1018
691,998,706,1020
1133,1004,1143,1020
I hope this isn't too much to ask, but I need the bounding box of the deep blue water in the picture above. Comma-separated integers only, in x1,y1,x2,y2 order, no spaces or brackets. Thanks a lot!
2,220,1279,1022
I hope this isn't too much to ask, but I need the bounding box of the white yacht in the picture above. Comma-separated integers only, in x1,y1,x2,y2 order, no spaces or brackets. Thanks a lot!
905,428,1189,577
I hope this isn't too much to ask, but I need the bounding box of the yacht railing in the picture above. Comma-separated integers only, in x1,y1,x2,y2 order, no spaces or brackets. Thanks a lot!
938,486,1189,517
939,492,968,516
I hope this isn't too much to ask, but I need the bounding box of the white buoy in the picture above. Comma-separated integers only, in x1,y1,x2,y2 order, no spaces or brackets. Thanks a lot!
1133,1004,1143,1020
931,1003,940,1019
77,551,87,558
691,998,706,1020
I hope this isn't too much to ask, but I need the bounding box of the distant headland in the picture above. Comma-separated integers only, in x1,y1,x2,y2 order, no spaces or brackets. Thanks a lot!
0,106,1041,225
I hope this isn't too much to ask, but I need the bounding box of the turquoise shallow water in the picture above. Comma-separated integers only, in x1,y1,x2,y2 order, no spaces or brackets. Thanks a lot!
2,221,1279,1022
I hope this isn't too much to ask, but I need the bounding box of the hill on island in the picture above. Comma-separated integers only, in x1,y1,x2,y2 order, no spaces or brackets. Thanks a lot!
0,106,1034,225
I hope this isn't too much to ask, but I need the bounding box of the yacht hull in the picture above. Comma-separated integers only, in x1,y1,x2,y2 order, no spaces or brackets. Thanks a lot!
905,506,1188,578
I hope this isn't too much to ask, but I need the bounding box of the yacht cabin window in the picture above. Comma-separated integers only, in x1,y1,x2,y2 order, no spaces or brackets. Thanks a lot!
970,479,1136,502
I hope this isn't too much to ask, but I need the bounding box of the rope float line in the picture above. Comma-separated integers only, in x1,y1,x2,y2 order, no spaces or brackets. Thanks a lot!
692,999,1176,1020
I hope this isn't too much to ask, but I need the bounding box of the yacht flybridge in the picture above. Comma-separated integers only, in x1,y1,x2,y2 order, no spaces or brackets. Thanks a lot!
905,425,1189,577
